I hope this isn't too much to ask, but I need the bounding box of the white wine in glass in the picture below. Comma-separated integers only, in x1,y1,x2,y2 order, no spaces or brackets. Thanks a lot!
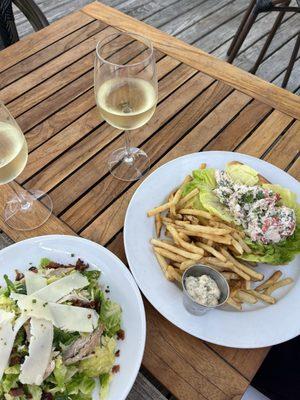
0,101,53,231
95,32,158,181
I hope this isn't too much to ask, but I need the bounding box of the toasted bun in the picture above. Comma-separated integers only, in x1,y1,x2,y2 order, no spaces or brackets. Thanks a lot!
228,160,270,184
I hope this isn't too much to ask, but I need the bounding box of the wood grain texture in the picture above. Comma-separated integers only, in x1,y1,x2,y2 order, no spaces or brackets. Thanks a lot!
82,2,300,119
0,5,299,400
0,11,93,73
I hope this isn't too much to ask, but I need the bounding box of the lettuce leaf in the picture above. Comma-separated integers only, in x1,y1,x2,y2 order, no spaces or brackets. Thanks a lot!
226,163,259,186
27,386,42,400
79,336,116,377
100,298,122,337
99,373,112,400
241,225,300,264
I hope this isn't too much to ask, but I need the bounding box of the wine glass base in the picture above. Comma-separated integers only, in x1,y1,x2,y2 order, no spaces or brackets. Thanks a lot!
4,189,53,231
108,147,150,181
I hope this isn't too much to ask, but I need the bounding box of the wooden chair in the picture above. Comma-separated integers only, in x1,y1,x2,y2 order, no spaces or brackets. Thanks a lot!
227,0,300,88
0,0,49,48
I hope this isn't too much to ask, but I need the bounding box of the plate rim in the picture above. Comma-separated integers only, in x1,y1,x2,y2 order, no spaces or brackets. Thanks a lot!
124,151,300,348
0,234,146,400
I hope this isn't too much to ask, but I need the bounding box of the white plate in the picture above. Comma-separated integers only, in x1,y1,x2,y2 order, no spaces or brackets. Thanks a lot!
0,235,146,400
124,151,300,348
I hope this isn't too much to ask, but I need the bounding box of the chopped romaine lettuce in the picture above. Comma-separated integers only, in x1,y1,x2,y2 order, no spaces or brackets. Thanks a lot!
99,373,112,400
100,298,122,337
80,336,116,377
39,258,52,268
27,385,42,400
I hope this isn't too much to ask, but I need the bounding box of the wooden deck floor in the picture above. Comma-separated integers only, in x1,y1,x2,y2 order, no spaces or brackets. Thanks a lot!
13,0,300,93
4,1,299,399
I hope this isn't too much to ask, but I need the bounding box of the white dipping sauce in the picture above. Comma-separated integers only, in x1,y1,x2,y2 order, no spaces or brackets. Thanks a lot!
185,275,221,307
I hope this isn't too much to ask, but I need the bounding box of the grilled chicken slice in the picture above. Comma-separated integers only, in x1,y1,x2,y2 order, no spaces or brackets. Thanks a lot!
62,324,104,365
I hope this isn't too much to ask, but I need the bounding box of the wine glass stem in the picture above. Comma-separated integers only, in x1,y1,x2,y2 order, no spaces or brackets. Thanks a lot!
9,183,31,210
124,130,134,164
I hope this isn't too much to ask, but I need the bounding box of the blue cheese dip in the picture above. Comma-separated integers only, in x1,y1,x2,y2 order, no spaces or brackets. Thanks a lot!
185,275,221,307
215,170,296,244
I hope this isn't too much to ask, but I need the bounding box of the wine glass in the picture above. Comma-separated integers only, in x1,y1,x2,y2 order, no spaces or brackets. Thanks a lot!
0,101,53,230
94,32,158,181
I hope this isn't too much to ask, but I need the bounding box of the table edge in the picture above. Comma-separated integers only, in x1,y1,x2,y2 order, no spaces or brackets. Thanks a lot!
81,1,300,120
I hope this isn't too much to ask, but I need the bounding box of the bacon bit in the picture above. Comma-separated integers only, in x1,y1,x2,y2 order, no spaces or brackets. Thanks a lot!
15,270,24,281
28,266,38,273
112,365,120,373
117,329,125,340
27,394,33,399
75,258,89,271
9,355,22,366
115,350,120,357
41,393,53,400
70,299,97,309
45,261,73,270
9,387,24,397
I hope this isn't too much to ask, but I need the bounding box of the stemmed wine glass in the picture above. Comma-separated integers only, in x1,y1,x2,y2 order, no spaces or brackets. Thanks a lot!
94,32,158,181
0,101,53,230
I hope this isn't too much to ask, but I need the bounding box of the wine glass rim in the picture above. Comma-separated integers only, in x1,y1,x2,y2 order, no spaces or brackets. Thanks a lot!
95,32,154,68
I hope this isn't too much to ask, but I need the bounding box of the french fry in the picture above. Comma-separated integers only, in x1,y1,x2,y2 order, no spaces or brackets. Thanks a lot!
227,297,242,311
265,278,293,296
231,237,244,255
255,271,282,292
209,220,236,232
166,265,182,282
245,280,251,290
184,198,196,208
179,259,197,271
196,242,227,262
166,225,204,257
207,239,213,247
247,290,276,304
232,231,251,253
220,248,264,281
184,215,199,225
200,162,207,170
175,221,231,236
235,290,257,304
178,229,232,245
151,239,201,260
179,209,212,220
201,257,229,270
155,214,162,237
178,232,191,242
221,272,240,280
169,194,176,217
153,247,188,263
148,202,172,217
177,188,199,209
225,262,251,281
154,251,168,274
172,187,184,206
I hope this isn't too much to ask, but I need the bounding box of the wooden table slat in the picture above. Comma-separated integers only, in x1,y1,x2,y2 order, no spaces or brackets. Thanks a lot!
82,2,300,120
1,3,299,400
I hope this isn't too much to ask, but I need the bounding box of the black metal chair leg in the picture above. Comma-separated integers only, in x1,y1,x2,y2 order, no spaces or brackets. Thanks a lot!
282,33,300,88
13,0,49,31
227,0,257,57
227,6,258,64
250,3,290,74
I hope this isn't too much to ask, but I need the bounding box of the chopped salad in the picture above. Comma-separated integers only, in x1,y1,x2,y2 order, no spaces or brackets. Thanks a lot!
182,162,300,264
0,258,123,400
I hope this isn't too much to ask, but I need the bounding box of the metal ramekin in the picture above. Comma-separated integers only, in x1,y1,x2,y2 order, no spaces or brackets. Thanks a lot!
182,264,230,315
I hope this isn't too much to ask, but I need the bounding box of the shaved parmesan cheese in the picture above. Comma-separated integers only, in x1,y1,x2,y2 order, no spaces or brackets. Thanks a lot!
20,318,53,385
16,296,98,333
27,272,89,302
25,271,47,294
0,314,28,380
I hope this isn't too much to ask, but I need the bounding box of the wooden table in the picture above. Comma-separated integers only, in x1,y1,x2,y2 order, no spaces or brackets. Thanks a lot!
0,2,299,399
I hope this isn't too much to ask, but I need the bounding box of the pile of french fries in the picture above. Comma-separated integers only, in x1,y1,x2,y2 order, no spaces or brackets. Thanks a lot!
147,163,293,311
